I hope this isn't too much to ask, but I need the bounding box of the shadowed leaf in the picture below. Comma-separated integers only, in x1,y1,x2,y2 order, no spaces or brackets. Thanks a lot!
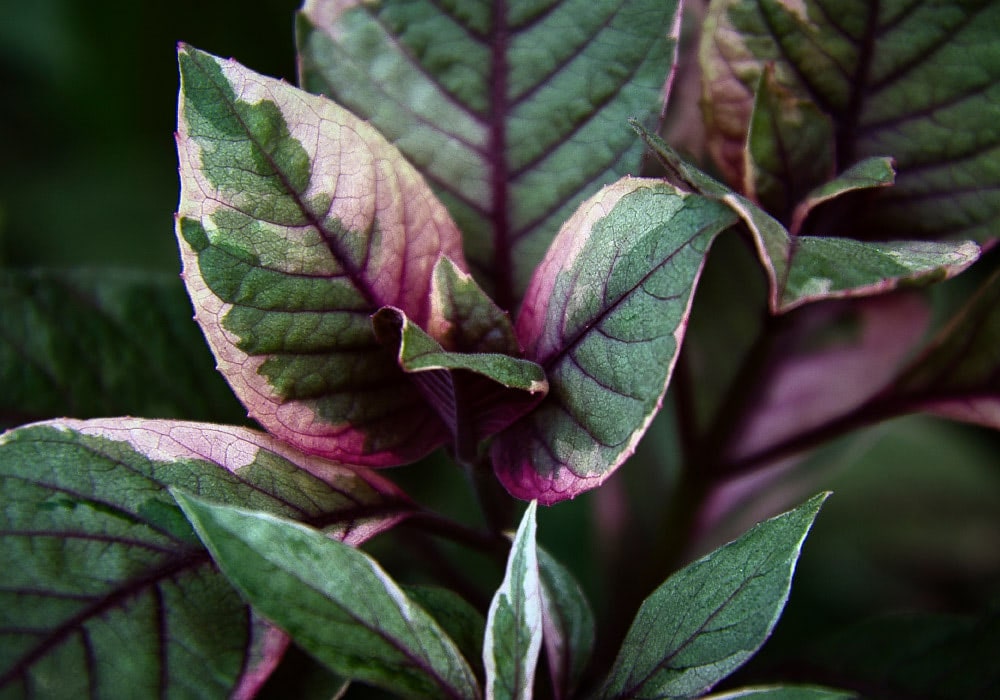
0,270,242,430
538,545,595,700
0,418,403,697
704,686,857,699
297,0,684,308
176,46,465,466
174,492,481,700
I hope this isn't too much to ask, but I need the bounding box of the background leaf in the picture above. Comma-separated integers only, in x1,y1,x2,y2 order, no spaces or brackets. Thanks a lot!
704,686,856,699
402,585,486,682
0,418,402,697
174,492,481,700
297,0,683,309
701,0,1000,244
484,501,542,700
887,266,1000,430
176,45,465,466
0,269,242,430
491,178,738,504
599,492,828,700
537,545,595,700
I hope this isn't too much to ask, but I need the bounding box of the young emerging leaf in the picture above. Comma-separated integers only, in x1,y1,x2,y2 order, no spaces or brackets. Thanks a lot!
600,492,829,700
484,501,543,700
0,419,402,698
173,492,482,700
176,46,466,466
634,125,981,313
372,258,548,458
491,178,739,503
744,65,835,223
537,546,595,700
701,0,1000,244
297,0,684,308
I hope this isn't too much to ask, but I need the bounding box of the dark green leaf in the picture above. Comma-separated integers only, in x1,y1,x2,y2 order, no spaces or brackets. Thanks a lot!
403,585,486,681
173,492,481,700
297,0,683,308
0,419,402,697
600,493,828,699
484,501,542,700
0,269,242,430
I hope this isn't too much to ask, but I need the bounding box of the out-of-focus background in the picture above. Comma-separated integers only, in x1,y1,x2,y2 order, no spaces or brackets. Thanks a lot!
0,0,300,271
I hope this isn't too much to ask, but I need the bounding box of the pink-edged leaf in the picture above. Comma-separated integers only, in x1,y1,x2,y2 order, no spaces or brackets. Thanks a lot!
491,178,739,504
373,305,547,458
176,45,465,466
701,0,1000,245
0,418,406,697
297,0,684,309
634,124,981,313
887,266,1000,430
232,623,291,700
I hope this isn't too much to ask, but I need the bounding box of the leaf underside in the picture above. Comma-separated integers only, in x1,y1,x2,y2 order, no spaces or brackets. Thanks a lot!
297,0,683,309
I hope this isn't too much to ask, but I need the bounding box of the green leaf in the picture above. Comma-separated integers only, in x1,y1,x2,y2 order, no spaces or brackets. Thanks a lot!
176,45,467,467
634,125,980,313
537,546,595,700
744,64,835,223
789,156,896,235
888,266,1000,430
701,0,1000,244
373,303,547,455
403,585,486,681
703,686,857,699
600,492,829,700
0,418,402,698
173,491,481,700
491,178,738,503
484,501,542,700
297,0,684,309
0,269,242,429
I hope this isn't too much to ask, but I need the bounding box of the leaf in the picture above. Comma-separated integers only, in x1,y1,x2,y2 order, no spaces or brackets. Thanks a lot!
173,491,481,700
599,492,828,700
297,0,684,309
799,611,1000,699
701,0,1000,244
788,156,896,235
402,585,487,682
176,45,466,466
886,266,1000,430
484,501,543,700
0,418,403,697
537,546,595,700
744,64,835,223
703,686,857,699
371,256,549,456
491,178,738,504
634,124,981,313
0,269,243,429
